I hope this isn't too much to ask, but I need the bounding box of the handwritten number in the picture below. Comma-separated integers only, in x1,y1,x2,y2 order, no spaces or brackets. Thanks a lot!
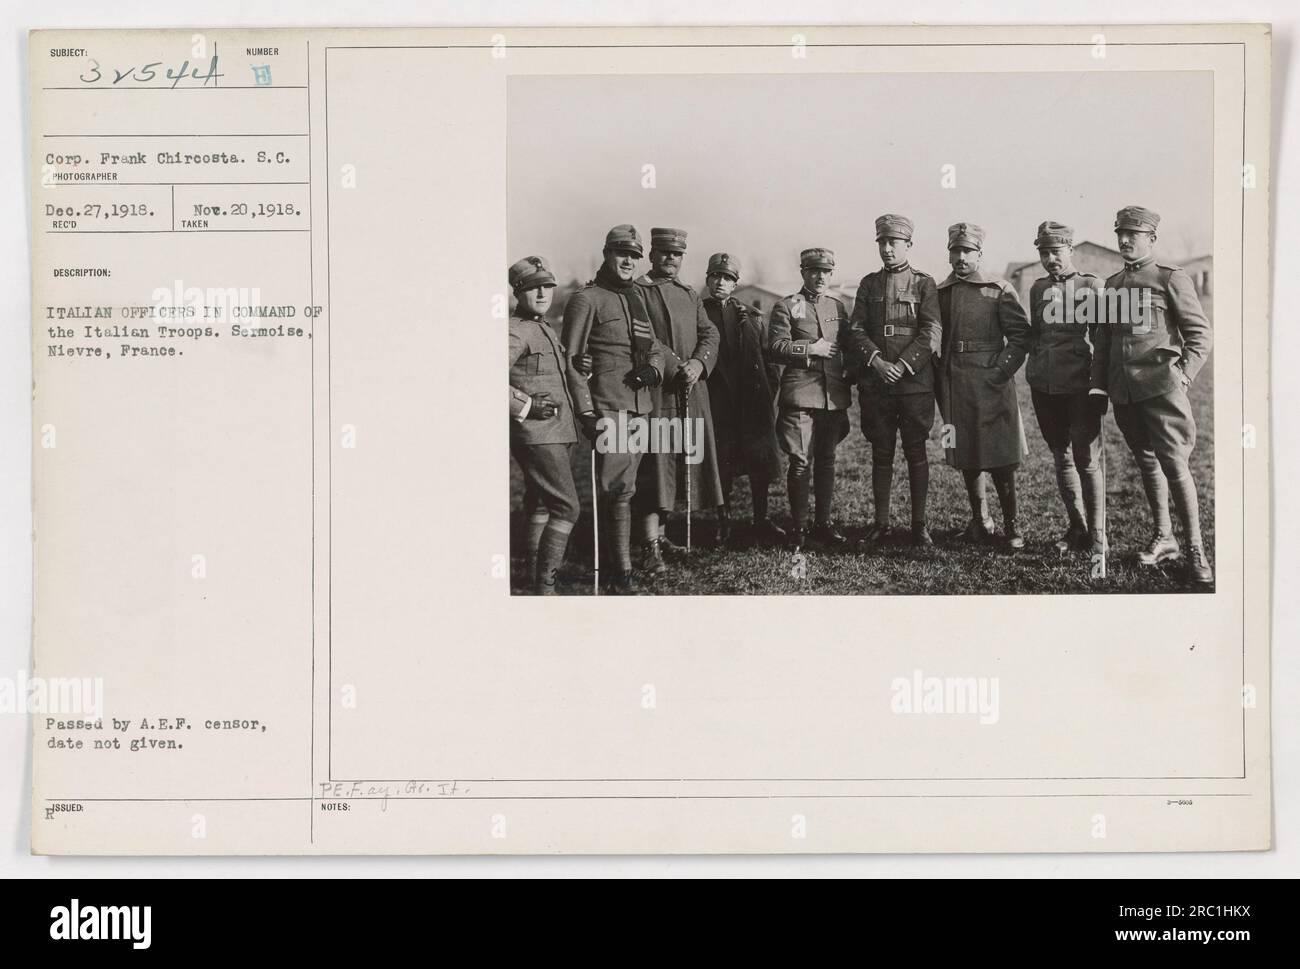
79,55,221,88
167,60,190,89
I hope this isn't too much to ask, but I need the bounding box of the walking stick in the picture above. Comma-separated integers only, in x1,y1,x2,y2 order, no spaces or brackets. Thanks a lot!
591,447,600,595
683,383,692,553
1092,405,1107,582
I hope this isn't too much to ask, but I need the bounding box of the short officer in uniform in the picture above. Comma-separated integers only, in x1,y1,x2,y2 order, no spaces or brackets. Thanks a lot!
508,255,594,594
767,247,853,551
1092,205,1213,586
560,225,665,593
843,214,942,549
702,252,786,547
934,223,1034,550
1025,221,1107,554
631,227,724,573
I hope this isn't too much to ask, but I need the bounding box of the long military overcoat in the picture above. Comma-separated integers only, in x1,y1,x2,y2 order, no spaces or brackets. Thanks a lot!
934,270,1033,470
704,294,783,483
634,274,724,510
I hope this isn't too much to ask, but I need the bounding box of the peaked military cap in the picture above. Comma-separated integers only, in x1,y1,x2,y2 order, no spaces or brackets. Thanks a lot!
508,255,556,291
650,227,688,253
1114,205,1160,233
1034,221,1074,248
707,252,741,280
947,222,985,250
875,214,914,242
604,224,645,257
800,247,835,270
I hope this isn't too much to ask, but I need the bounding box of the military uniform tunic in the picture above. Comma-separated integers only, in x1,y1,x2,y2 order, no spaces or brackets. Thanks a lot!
508,313,592,445
560,275,667,497
508,311,593,526
560,280,665,417
767,290,852,411
845,265,942,395
1094,253,1212,468
1025,271,1102,396
1093,254,1212,405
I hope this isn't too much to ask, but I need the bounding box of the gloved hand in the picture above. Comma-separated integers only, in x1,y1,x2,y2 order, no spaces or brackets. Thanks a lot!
573,353,593,376
525,394,559,419
624,364,662,390
678,358,705,388
1088,391,1110,418
578,411,601,440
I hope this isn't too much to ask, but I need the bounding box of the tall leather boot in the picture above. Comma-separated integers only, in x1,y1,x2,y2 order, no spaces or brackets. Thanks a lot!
787,465,811,550
716,504,732,548
750,477,786,545
1079,452,1106,553
1052,448,1088,552
523,510,549,590
639,509,666,575
992,467,1024,550
534,518,574,595
1168,468,1212,585
962,470,994,542
872,454,893,527
907,458,932,547
607,501,635,593
1136,450,1172,535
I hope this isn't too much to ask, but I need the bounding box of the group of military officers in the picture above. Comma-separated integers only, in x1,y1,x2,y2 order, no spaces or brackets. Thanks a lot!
508,207,1213,594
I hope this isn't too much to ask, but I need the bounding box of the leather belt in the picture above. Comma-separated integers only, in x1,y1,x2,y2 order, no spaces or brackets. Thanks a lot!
876,324,917,338
952,340,1002,352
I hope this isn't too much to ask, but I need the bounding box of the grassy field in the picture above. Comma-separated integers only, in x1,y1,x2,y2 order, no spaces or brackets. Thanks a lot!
510,360,1215,595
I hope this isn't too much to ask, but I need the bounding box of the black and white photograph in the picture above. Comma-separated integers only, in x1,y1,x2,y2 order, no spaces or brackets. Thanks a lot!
508,72,1216,595
14,16,1276,869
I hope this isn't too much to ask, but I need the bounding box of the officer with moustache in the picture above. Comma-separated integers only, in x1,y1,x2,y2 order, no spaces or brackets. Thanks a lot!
1092,205,1213,586
934,223,1033,551
1025,221,1107,555
631,227,723,574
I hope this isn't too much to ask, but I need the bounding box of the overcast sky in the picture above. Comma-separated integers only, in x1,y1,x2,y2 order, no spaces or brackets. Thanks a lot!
508,71,1211,289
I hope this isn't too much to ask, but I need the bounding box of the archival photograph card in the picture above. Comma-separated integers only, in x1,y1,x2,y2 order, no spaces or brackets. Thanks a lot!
28,24,1271,854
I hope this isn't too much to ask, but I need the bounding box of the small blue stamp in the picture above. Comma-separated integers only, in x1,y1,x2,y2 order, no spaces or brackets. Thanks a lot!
251,64,272,86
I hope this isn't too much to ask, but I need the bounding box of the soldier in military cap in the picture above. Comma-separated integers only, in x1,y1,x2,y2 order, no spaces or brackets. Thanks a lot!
702,252,786,547
767,247,853,551
1025,221,1107,555
508,255,595,594
630,227,724,573
934,222,1034,550
1092,205,1213,586
843,214,942,549
561,225,666,593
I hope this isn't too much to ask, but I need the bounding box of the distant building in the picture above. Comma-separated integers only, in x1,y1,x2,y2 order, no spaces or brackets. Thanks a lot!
1004,241,1126,304
1182,254,1212,295
1004,241,1212,320
732,280,860,320
733,281,802,319
1180,254,1213,320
